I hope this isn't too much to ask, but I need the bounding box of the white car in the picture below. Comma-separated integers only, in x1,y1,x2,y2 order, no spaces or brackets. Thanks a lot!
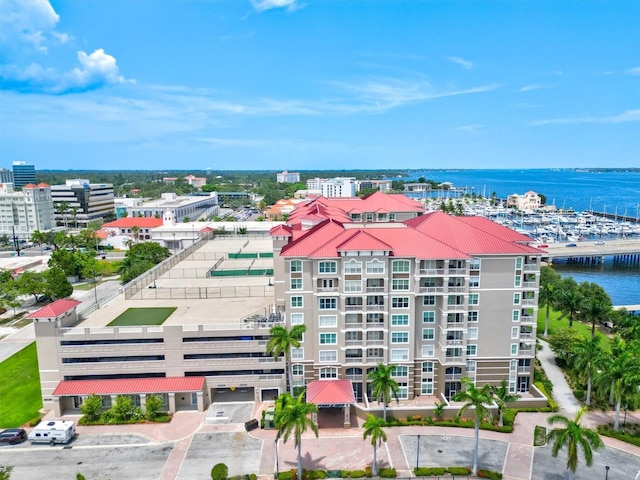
594,241,605,245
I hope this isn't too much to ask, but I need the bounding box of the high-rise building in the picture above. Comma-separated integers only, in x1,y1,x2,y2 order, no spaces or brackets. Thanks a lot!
0,169,13,184
12,161,37,189
306,177,356,197
276,171,301,183
51,179,115,228
0,183,55,237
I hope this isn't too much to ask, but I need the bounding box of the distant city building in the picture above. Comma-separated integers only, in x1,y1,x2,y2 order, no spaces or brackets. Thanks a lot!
276,171,301,183
403,183,432,193
264,198,309,219
0,169,13,184
306,177,356,198
114,197,143,219
102,217,164,241
162,177,178,185
162,175,207,189
355,179,393,193
12,161,37,190
51,179,115,229
128,192,219,222
507,191,542,212
0,182,55,237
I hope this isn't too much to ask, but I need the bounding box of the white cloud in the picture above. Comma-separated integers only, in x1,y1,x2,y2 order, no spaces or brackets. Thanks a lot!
0,0,69,53
447,56,474,70
516,83,555,92
626,67,640,75
532,109,640,125
456,125,483,133
0,49,131,94
249,0,301,12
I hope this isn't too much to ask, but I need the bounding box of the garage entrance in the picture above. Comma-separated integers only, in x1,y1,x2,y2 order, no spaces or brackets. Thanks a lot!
211,387,255,402
261,388,279,401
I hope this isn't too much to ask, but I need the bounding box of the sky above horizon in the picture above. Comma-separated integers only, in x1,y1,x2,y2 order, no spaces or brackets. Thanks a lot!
1,0,638,171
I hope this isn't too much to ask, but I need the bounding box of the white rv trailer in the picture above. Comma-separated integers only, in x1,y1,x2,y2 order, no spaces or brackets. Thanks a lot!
28,420,76,445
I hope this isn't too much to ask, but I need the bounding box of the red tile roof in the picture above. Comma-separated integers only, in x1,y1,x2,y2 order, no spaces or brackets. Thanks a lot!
102,218,164,229
52,377,206,396
26,299,81,319
270,224,293,236
307,379,355,405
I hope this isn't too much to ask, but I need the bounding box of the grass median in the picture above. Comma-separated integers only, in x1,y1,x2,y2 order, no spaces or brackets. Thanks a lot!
0,342,42,428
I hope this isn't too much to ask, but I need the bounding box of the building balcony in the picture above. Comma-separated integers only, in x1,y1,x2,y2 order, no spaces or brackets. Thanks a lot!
448,268,467,275
317,286,339,293
418,268,446,276
523,264,539,272
365,286,385,293
344,321,364,329
518,366,530,374
521,298,537,305
366,356,385,363
520,315,536,323
446,286,467,293
441,356,465,364
366,339,385,346
344,357,364,364
441,338,464,347
345,339,364,346
418,286,445,293
345,305,364,311
519,346,535,355
365,304,385,311
522,281,537,289
519,332,534,339
445,373,462,381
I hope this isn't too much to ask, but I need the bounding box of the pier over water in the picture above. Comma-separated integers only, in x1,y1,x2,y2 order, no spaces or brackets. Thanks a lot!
540,239,640,265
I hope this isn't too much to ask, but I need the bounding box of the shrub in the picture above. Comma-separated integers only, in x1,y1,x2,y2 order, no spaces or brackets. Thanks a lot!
277,471,293,480
349,470,366,478
378,468,396,478
145,393,165,420
79,394,103,422
415,467,446,476
534,425,547,446
211,463,228,480
28,415,43,427
534,382,558,411
249,474,257,480
448,467,470,475
110,395,136,422
477,470,502,479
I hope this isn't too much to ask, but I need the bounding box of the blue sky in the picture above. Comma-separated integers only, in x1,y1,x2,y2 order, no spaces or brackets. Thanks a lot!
1,0,638,171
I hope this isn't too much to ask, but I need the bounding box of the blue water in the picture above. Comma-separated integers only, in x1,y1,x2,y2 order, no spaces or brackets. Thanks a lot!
397,169,640,306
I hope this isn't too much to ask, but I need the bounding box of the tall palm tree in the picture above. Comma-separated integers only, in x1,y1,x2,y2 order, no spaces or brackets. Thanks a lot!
580,297,611,338
547,407,603,480
58,200,70,229
453,377,493,476
275,392,318,480
491,380,518,427
30,229,47,255
554,279,583,328
539,266,561,336
70,206,79,229
266,325,306,395
570,335,606,406
368,363,400,421
362,414,387,476
131,225,141,244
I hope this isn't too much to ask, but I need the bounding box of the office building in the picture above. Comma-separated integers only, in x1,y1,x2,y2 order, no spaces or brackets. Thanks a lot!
51,179,115,229
306,177,356,198
0,169,13,184
12,161,37,190
128,192,218,222
276,171,301,183
0,183,56,237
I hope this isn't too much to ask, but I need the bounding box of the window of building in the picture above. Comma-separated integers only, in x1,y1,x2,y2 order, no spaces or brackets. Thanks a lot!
512,310,520,322
319,333,337,345
290,313,304,326
511,344,518,356
422,345,435,357
397,382,408,399
421,378,434,395
467,327,478,340
318,261,337,274
389,213,396,221
469,258,481,270
391,314,409,326
466,360,476,373
319,298,337,310
291,278,303,290
318,315,337,328
468,311,479,323
391,366,408,377
291,348,304,360
366,260,385,274
319,350,337,363
392,297,410,308
390,349,409,361
422,328,435,341
513,293,521,305
466,345,477,356
392,279,410,291
422,311,435,323
344,280,362,293
515,257,523,269
514,275,522,287
320,367,338,379
468,293,479,305
423,295,436,306
292,364,304,376
290,260,302,273
291,296,303,308
391,332,409,344
422,361,434,374
392,260,410,273
469,275,480,288
511,327,519,339
343,260,362,274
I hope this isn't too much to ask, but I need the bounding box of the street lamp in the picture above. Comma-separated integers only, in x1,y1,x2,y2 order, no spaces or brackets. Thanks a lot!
416,434,421,469
605,465,610,480
172,233,176,254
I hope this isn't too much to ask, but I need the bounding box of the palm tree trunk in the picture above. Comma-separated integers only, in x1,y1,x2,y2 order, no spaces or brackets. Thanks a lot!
609,382,614,405
568,470,574,480
585,375,592,406
473,418,479,475
614,396,622,431
383,402,387,421
498,410,504,428
287,352,294,396
372,443,378,476
544,304,550,337
297,441,302,480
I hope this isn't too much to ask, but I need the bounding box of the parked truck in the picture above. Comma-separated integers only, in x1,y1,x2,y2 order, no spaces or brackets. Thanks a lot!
28,420,76,445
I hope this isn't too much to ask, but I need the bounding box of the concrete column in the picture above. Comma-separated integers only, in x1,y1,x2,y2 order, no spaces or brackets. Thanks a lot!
343,404,351,428
196,391,204,411
311,411,318,425
168,392,176,413
54,398,62,417
140,393,147,412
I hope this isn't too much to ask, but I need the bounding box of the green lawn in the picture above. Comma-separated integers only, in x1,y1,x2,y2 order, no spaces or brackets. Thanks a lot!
0,342,43,428
537,307,612,352
108,307,177,326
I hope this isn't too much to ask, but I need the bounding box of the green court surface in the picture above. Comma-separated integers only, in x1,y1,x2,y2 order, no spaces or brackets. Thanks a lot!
108,307,176,326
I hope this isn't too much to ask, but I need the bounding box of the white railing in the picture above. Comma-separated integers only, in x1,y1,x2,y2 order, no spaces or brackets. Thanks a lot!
523,264,539,271
419,269,445,275
419,286,445,293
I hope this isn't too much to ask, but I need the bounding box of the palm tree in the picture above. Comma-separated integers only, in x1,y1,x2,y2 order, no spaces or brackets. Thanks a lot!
539,266,561,336
70,206,79,229
554,279,583,328
266,325,306,395
580,297,611,338
275,392,318,480
58,200,70,229
453,377,493,476
30,229,47,255
491,380,518,427
131,226,141,244
368,363,400,421
570,335,606,406
362,414,387,476
547,407,603,480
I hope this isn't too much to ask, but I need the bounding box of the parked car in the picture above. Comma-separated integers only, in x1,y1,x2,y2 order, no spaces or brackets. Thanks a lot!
536,244,549,248
594,241,605,245
0,428,27,444
566,243,577,247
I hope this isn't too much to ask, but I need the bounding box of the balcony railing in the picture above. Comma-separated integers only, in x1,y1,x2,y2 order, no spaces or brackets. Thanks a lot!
519,332,534,339
445,373,462,381
344,357,364,364
522,281,537,289
419,268,445,275
522,298,537,305
345,321,364,328
518,366,530,374
443,339,464,346
366,304,385,311
442,356,465,364
448,268,467,274
365,286,385,293
523,264,539,272
317,286,339,292
366,339,385,345
367,356,385,363
520,315,535,323
447,286,467,293
345,305,364,311
345,339,364,346
419,286,445,293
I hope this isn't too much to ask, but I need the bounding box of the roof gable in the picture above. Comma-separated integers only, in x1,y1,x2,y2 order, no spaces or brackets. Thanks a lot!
307,379,355,405
27,299,81,319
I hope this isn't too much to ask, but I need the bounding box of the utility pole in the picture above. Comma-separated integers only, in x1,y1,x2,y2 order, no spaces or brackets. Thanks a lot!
11,226,22,256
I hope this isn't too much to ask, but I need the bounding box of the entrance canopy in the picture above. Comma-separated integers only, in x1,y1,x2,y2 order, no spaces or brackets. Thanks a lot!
307,379,355,407
52,376,206,396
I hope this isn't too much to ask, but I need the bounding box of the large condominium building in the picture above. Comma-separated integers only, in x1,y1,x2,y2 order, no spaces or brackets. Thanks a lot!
128,192,218,222
0,183,55,237
12,161,37,190
306,177,356,198
276,171,301,183
507,191,542,212
270,193,541,400
51,179,115,228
